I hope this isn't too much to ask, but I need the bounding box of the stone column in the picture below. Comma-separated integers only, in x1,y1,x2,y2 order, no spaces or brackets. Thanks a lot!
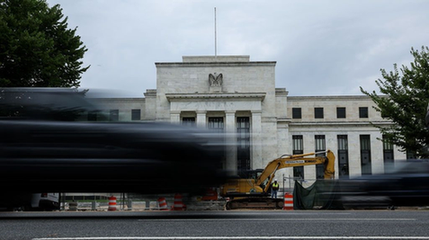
196,110,207,128
170,111,181,123
225,111,237,174
251,110,263,169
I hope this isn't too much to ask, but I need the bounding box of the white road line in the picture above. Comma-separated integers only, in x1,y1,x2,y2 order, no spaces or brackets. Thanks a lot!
136,218,415,222
32,236,429,240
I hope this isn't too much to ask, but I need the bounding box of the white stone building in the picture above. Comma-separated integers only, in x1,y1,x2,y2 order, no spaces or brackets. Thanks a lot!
90,55,407,182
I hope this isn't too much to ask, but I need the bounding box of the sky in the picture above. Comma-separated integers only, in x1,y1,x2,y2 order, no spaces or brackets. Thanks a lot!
46,0,429,98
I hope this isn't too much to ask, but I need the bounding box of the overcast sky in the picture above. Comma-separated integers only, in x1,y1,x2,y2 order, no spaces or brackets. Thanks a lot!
46,0,429,98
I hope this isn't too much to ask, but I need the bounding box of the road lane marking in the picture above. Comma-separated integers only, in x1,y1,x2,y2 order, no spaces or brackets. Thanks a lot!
32,236,429,240
136,218,415,222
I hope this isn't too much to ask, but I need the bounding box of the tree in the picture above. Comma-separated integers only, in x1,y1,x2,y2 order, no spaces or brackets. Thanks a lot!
0,0,89,88
360,46,429,158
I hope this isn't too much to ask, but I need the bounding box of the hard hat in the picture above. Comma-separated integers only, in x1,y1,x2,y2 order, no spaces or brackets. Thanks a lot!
274,179,278,181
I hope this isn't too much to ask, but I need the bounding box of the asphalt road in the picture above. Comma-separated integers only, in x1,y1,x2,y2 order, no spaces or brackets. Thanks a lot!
1,210,429,240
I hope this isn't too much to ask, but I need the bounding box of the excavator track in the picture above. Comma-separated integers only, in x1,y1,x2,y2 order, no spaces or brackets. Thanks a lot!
225,197,284,210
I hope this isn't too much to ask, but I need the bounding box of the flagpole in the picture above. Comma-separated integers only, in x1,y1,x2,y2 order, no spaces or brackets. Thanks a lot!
214,7,217,58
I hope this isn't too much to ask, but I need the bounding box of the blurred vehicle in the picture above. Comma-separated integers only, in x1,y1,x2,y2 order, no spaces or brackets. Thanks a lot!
31,193,60,210
337,160,429,209
0,193,60,211
0,88,227,208
221,150,335,209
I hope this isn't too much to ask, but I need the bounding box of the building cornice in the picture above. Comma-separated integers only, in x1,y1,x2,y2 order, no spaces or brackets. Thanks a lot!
155,62,276,67
165,92,266,101
287,95,373,100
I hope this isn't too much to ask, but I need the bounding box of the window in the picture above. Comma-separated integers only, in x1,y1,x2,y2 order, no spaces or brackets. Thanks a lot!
109,109,119,121
337,135,349,178
208,117,226,169
292,135,303,154
360,135,371,175
315,135,326,179
237,117,251,176
131,109,141,121
337,107,346,118
182,117,196,126
292,135,304,179
359,107,368,118
208,117,224,132
383,135,394,171
292,108,302,119
314,107,324,119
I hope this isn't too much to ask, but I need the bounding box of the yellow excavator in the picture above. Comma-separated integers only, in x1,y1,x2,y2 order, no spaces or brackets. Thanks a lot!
221,150,335,209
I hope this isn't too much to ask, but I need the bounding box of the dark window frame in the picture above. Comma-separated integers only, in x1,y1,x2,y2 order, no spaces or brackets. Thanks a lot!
237,117,251,175
337,135,349,179
208,117,224,132
182,117,196,126
337,107,346,118
383,135,394,171
292,135,304,179
292,108,302,119
359,107,369,118
360,135,372,175
314,107,324,119
315,135,326,179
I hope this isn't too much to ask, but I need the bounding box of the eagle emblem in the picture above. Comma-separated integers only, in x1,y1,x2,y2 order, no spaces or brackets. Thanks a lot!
208,73,223,87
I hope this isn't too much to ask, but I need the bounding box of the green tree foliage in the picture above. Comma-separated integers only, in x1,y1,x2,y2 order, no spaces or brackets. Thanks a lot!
0,0,89,87
361,46,429,158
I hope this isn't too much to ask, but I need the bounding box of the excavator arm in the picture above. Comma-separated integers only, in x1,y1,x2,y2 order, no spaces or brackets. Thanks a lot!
222,150,336,210
256,150,335,193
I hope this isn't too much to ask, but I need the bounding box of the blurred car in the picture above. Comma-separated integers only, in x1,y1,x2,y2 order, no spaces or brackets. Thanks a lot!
0,88,227,199
337,160,429,209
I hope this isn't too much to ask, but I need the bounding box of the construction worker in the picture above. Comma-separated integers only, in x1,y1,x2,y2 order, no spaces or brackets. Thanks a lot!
271,179,279,198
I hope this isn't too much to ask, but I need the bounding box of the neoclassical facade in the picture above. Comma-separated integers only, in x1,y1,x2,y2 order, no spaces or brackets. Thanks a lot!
90,55,406,182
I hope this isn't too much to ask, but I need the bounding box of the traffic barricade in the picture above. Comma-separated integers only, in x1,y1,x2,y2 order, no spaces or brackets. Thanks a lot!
158,197,168,210
108,196,117,211
283,192,293,210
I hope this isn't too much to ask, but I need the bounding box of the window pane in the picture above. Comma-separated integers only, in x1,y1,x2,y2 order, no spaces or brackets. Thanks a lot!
293,166,304,179
315,135,325,151
208,117,224,132
182,117,196,126
237,117,250,174
292,135,303,151
337,135,348,150
337,107,346,118
315,107,324,118
337,135,349,178
359,107,368,118
360,135,371,175
292,108,302,119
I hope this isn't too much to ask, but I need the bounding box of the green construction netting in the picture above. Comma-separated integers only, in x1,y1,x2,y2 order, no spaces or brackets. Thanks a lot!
293,180,344,210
